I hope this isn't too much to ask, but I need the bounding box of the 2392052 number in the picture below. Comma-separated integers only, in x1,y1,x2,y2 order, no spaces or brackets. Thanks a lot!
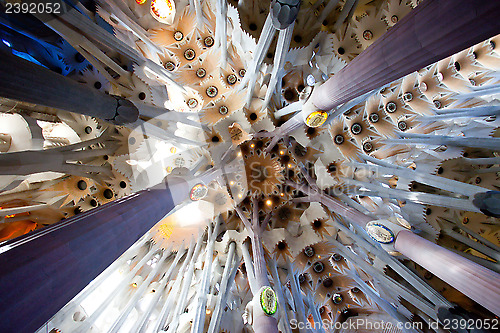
442,318,498,331
5,2,61,14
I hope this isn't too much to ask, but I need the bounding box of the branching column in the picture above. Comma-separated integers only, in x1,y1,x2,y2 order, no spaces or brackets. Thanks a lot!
247,199,279,333
309,0,500,111
251,230,279,333
0,49,138,124
0,182,177,333
315,185,500,316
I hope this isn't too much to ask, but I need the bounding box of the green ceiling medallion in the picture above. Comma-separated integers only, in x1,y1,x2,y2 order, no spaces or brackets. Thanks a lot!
260,286,278,316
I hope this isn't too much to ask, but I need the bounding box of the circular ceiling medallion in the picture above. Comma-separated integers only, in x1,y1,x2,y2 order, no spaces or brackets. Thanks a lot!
164,61,175,71
313,261,324,273
206,86,218,98
403,92,413,102
184,48,196,61
173,31,183,41
304,246,315,257
351,123,362,135
332,253,343,262
334,134,344,145
385,101,397,113
219,105,229,115
398,121,408,131
204,36,214,47
369,113,379,123
363,141,373,152
227,74,237,85
196,68,206,78
187,98,198,109
332,293,343,304
362,30,373,40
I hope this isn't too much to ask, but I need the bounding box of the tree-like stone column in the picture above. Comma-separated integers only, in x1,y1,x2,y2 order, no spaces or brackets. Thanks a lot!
394,229,500,316
309,0,500,112
0,174,194,332
0,49,138,125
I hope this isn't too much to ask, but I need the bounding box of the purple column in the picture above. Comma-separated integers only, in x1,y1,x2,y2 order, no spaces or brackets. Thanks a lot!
320,194,372,227
0,183,175,332
310,0,500,111
395,230,500,316
0,49,138,124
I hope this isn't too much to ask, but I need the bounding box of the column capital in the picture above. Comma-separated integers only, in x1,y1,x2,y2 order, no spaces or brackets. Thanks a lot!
300,85,329,128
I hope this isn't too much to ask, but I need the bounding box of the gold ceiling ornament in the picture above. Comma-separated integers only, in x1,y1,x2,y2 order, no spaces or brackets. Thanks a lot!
78,195,100,213
305,111,328,128
243,152,284,196
42,176,94,207
105,169,133,198
270,203,307,229
228,123,251,146
92,183,116,205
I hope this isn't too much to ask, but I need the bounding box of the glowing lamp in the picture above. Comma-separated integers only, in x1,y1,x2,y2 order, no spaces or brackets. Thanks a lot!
151,0,176,24
158,223,173,240
136,0,146,5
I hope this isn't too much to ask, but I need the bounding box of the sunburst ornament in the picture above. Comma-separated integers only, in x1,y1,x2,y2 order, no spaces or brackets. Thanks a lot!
43,176,93,206
244,153,284,195
228,123,250,146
